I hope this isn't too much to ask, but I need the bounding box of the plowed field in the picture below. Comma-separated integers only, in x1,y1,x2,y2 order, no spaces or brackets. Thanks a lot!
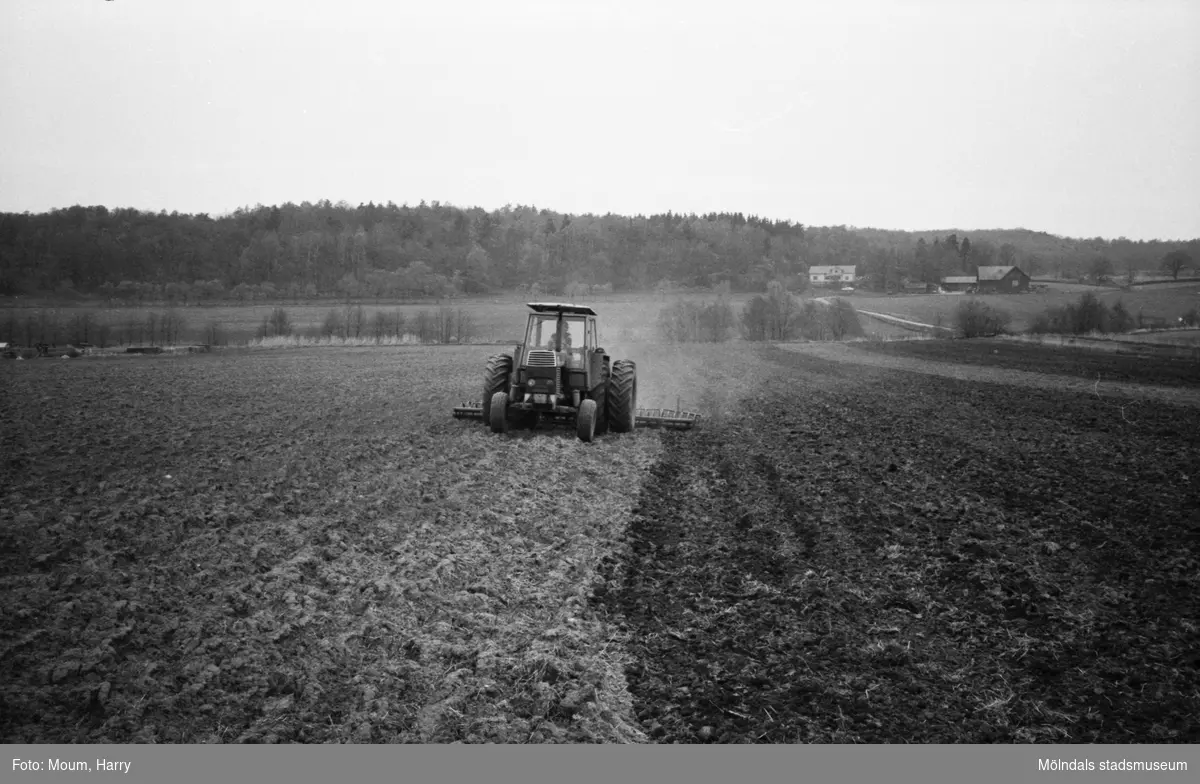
2,341,1197,743
599,343,1200,743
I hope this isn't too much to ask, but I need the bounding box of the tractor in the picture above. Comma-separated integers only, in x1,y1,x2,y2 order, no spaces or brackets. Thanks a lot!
453,303,700,441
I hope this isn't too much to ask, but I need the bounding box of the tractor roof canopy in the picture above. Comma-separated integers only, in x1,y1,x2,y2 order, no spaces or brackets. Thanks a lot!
526,302,597,316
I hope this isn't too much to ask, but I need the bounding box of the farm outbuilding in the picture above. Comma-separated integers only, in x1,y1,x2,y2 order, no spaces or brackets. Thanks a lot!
941,276,976,292
975,266,1030,294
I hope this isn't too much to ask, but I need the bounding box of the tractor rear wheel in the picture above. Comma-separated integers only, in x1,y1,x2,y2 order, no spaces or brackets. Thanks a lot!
489,391,509,433
576,399,597,442
607,359,637,433
591,357,610,435
481,354,513,424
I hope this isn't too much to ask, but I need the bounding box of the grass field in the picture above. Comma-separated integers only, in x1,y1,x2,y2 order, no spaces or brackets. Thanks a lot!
845,283,1200,332
1115,329,1200,345
2,337,1197,743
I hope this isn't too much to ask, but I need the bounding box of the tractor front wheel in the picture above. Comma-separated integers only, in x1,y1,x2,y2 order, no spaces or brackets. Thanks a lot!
607,359,637,433
576,398,597,442
489,391,509,433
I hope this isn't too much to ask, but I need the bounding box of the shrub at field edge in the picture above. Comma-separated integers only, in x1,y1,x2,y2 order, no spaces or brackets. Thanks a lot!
955,299,1013,338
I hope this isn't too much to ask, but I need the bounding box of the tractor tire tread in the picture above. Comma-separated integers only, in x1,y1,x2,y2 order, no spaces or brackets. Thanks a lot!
607,359,637,433
481,353,513,424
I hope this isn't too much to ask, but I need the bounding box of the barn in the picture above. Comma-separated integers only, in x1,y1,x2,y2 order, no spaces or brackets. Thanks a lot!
975,265,1030,294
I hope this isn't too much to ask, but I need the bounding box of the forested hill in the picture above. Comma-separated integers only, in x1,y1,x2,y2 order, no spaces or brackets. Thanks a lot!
1,201,1196,301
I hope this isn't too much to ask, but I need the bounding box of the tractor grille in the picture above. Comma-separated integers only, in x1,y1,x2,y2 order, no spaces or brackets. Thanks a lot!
523,349,560,399
525,349,557,367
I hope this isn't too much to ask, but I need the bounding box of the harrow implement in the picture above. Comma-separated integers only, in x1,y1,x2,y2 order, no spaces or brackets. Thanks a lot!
634,406,703,430
452,402,487,421
452,401,702,430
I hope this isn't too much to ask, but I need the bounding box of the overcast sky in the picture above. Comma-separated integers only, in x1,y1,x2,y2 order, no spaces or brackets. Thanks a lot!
1,0,1197,240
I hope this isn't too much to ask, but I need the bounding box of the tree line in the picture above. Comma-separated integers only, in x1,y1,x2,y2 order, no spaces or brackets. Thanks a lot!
657,284,863,344
0,303,478,348
1,201,1195,300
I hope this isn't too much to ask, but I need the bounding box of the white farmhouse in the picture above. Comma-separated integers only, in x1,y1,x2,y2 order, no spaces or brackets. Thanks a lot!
808,265,857,286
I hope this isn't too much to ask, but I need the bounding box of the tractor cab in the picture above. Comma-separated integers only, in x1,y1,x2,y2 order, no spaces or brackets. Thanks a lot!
513,303,602,411
523,306,596,369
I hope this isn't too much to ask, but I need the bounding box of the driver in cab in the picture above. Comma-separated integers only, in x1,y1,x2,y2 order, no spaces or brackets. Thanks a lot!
546,323,579,366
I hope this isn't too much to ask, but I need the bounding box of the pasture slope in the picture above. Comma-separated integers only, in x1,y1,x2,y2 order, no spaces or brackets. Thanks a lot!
2,339,1198,744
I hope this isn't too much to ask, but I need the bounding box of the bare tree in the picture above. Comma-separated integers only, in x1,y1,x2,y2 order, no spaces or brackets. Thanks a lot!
1161,250,1192,280
435,307,453,343
258,307,291,338
658,298,735,342
371,310,389,343
21,311,36,346
68,309,96,344
162,309,188,344
94,316,113,348
203,320,227,346
144,311,161,345
413,310,434,343
33,309,57,345
454,308,475,343
1125,258,1138,286
343,304,365,339
321,308,344,339
740,284,802,341
1089,255,1114,283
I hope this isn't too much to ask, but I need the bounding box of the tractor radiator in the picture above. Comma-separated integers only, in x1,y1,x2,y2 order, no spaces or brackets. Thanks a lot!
524,349,560,398
525,349,557,367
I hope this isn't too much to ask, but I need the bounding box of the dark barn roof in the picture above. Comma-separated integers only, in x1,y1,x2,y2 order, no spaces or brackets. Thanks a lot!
976,265,1026,281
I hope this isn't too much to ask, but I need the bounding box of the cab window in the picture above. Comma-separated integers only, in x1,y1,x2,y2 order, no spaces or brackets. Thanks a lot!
532,315,584,350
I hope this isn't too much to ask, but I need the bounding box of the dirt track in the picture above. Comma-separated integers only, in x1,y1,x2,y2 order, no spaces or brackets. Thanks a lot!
596,344,1200,743
779,341,1200,408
